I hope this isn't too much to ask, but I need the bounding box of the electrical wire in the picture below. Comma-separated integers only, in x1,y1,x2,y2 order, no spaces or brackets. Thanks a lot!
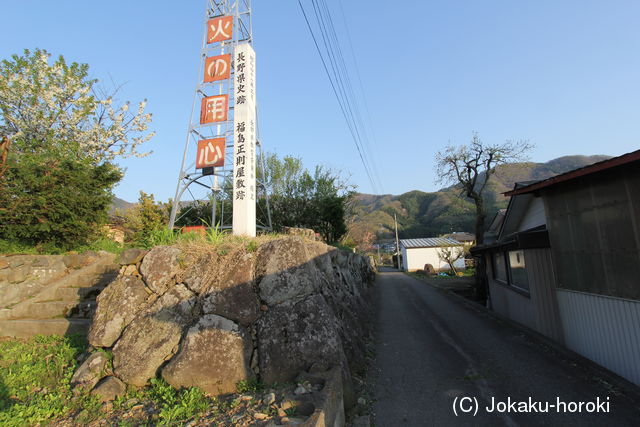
316,0,383,191
297,0,381,193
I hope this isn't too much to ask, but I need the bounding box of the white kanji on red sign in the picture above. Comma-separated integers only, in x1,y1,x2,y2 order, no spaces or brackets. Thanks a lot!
204,54,231,82
196,138,225,169
207,16,233,44
200,95,228,124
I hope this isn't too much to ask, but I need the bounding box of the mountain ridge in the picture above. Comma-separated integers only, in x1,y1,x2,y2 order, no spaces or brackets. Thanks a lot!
347,154,611,242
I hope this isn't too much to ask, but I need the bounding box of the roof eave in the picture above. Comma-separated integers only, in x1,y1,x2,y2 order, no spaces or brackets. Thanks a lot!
504,149,640,196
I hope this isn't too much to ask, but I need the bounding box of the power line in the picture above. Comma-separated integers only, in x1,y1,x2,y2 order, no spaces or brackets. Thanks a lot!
297,0,381,193
317,0,384,191
311,0,382,192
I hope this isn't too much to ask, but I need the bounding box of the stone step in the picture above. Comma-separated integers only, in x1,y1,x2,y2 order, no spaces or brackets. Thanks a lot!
62,272,118,289
0,256,117,322
0,299,97,321
0,318,91,338
54,285,104,302
18,300,76,320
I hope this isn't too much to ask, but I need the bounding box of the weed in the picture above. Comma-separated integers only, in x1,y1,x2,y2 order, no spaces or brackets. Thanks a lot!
285,406,298,416
246,240,259,252
205,226,227,245
147,378,210,425
236,378,265,394
144,227,179,248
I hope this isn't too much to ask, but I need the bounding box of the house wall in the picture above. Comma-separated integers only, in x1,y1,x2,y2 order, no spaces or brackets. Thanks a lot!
517,197,546,232
402,247,465,272
544,163,640,300
486,248,564,343
486,253,537,331
556,289,640,386
525,248,564,343
542,162,640,386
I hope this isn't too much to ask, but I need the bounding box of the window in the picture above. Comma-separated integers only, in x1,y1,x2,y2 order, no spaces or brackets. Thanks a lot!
492,252,508,283
508,250,529,291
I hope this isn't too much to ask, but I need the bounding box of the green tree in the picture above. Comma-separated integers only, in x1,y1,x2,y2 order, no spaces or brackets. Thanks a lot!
0,49,154,249
261,153,352,242
124,192,168,246
0,153,121,250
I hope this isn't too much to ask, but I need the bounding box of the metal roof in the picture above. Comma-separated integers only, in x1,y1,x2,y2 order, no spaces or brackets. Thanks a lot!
400,237,463,249
504,149,640,196
442,232,476,242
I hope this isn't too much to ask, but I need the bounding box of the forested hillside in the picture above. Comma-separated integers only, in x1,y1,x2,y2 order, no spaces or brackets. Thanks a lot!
347,155,610,242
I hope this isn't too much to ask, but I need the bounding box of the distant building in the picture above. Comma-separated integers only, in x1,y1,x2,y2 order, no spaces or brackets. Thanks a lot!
472,149,640,386
442,232,476,247
400,238,466,272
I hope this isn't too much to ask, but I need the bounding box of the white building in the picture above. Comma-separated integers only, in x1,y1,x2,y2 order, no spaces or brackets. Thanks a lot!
400,238,466,272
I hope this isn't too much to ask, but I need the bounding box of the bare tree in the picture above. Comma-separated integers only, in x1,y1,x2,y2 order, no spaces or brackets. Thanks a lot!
437,246,466,275
435,133,533,244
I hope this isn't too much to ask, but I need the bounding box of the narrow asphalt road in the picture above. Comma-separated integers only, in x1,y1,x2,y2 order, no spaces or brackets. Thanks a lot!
372,270,640,426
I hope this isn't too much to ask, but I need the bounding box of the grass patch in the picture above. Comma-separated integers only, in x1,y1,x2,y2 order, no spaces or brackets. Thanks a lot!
0,237,125,256
0,334,103,426
0,336,214,425
0,240,41,255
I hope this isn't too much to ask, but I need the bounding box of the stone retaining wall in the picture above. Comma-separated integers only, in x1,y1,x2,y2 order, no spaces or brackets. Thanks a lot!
75,237,375,424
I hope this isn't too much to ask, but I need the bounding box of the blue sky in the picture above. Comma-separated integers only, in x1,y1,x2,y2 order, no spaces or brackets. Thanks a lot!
2,1,639,202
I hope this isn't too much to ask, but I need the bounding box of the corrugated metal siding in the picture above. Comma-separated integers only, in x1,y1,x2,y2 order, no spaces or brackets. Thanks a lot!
488,280,536,330
518,197,546,232
525,248,564,343
557,289,640,386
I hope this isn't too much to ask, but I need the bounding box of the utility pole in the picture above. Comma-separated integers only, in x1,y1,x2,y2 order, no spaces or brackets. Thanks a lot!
394,213,401,270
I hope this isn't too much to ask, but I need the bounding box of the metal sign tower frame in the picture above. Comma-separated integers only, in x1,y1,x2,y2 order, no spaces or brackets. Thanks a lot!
168,0,271,232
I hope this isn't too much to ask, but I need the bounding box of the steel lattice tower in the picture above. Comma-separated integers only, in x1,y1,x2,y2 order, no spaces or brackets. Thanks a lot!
168,0,271,232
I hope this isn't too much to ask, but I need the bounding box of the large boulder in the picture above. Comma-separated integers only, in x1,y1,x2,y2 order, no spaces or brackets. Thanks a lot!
201,250,260,326
89,276,151,348
257,294,346,384
71,352,109,391
256,238,319,305
91,376,126,402
139,246,182,294
118,249,148,266
178,251,221,295
112,284,196,386
162,314,252,394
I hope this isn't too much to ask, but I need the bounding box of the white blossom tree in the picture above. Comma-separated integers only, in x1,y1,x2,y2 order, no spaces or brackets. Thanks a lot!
0,49,155,248
0,48,154,162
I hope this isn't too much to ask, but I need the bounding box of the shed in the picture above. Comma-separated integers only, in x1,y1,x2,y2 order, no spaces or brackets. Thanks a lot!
400,238,466,272
473,149,640,386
